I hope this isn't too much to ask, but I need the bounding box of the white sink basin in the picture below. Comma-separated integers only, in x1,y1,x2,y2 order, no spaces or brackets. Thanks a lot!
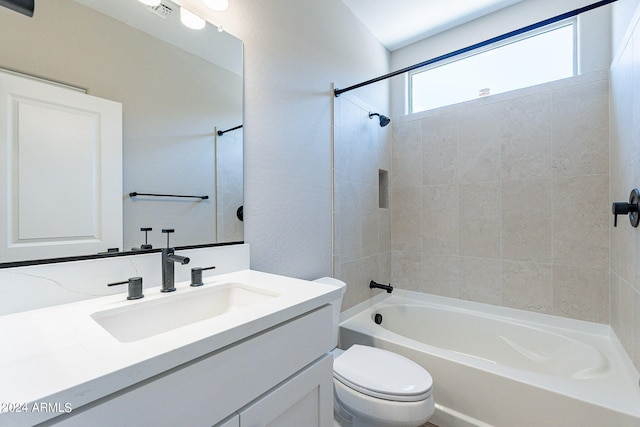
91,283,278,343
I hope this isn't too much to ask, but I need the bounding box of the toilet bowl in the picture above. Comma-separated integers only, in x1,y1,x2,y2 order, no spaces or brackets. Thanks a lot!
314,277,435,427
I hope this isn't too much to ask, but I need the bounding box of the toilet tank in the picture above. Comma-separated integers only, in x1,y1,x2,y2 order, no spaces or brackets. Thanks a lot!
313,277,346,348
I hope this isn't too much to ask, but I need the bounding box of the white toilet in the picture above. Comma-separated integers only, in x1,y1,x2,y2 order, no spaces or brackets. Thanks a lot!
314,277,435,427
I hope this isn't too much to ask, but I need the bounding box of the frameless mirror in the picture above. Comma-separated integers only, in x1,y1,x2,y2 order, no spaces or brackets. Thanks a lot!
0,0,243,264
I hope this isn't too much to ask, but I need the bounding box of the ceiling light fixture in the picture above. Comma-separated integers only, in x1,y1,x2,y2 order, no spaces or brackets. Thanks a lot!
137,0,161,6
180,7,206,30
203,0,228,11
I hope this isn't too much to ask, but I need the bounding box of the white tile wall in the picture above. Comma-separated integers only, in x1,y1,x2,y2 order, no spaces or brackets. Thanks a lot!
333,92,392,310
391,71,611,324
610,0,640,372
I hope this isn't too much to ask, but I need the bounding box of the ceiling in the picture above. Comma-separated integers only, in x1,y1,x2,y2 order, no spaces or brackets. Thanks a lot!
340,0,525,51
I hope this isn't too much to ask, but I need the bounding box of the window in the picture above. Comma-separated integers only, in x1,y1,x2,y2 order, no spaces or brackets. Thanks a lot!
409,20,576,114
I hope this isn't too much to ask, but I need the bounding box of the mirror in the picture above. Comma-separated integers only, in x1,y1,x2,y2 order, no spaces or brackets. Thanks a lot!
0,0,243,264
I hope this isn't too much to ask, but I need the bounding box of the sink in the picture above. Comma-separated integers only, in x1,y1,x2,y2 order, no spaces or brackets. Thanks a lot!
91,283,278,343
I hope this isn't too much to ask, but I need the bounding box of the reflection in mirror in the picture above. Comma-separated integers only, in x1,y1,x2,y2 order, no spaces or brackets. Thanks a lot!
0,0,243,264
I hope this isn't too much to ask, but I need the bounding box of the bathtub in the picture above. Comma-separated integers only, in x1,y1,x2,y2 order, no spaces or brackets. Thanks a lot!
338,290,640,427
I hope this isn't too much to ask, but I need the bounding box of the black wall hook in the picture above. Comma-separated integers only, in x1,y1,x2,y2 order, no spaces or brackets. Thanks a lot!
612,189,640,227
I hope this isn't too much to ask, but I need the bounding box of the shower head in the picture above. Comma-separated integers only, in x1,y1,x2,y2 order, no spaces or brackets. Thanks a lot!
369,112,391,127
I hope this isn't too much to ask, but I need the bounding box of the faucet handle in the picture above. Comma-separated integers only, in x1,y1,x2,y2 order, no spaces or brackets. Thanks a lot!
139,227,153,250
612,189,640,227
162,228,175,248
190,266,216,287
108,277,144,300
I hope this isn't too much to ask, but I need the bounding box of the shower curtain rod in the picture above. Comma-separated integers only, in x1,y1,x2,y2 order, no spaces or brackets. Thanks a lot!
334,0,617,97
217,124,243,136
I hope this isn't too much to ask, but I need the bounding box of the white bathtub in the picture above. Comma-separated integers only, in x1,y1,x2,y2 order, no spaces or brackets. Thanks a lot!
338,290,640,427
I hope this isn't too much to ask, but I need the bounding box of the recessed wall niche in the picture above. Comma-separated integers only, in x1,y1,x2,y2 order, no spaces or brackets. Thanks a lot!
379,169,389,209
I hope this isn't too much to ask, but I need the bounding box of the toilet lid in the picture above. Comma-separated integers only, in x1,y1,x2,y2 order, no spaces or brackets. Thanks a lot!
333,345,432,402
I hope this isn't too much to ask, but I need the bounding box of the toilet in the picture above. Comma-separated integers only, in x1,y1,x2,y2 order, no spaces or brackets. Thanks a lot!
314,277,435,427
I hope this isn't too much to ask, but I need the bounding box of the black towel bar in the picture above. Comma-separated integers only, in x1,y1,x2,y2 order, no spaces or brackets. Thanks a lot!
129,192,208,200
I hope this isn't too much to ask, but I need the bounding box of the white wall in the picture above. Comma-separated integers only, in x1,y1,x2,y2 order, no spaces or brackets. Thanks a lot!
390,0,612,117
181,0,391,279
612,0,640,49
610,0,640,372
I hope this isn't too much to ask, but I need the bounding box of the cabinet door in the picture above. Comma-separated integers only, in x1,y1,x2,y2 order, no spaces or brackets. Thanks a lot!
0,70,122,261
239,354,333,427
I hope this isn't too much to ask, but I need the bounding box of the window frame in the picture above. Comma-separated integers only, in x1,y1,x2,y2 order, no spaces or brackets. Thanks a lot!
407,18,578,114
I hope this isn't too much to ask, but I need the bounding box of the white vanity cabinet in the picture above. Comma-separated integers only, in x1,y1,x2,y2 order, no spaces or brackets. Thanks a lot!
213,355,333,427
46,305,334,427
237,355,333,427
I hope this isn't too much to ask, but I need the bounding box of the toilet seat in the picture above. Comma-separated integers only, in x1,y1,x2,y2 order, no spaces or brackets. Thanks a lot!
333,345,432,402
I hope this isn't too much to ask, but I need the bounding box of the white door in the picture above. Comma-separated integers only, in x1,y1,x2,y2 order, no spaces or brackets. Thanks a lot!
0,70,122,262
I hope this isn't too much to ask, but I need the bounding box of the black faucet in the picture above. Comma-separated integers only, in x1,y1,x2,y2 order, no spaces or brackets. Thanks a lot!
161,229,190,292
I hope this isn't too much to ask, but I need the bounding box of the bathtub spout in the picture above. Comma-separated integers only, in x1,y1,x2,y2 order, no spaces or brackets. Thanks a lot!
370,280,393,293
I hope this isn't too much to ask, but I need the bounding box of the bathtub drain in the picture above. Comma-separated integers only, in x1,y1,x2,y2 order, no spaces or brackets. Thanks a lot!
374,313,383,325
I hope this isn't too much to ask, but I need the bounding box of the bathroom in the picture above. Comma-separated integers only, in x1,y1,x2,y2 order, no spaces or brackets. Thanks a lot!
0,0,639,426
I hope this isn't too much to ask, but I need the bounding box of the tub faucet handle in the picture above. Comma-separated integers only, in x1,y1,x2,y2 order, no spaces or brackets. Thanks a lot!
108,277,144,300
190,266,216,287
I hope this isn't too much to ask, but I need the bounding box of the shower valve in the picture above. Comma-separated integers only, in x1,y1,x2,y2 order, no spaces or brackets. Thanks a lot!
612,189,640,227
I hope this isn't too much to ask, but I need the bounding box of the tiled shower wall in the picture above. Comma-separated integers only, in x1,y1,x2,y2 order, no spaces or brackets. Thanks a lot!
333,93,392,310
391,71,610,323
610,5,640,371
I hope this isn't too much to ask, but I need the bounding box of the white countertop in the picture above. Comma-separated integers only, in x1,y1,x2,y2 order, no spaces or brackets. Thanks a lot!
0,269,340,426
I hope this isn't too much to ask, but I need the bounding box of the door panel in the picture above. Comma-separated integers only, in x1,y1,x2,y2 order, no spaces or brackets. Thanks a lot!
0,70,122,261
